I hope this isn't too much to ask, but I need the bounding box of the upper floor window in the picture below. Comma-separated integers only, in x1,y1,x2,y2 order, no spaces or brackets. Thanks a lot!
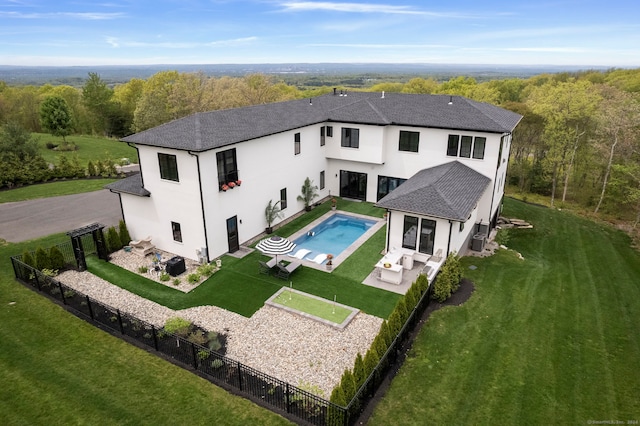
341,127,359,148
294,133,301,155
447,134,486,160
326,126,333,137
399,131,419,152
320,127,325,146
158,153,179,182
216,148,238,189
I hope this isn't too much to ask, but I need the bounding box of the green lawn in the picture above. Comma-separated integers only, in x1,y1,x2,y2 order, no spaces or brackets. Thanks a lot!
35,133,138,167
87,205,400,319
0,179,118,203
0,235,291,425
369,198,640,425
271,289,354,324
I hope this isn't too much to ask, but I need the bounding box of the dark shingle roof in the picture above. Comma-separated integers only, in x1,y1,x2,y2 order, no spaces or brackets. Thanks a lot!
105,174,150,197
375,161,491,221
122,92,522,151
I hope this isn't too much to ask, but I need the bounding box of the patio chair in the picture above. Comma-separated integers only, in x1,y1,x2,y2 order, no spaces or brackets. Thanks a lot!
259,257,277,275
276,261,301,280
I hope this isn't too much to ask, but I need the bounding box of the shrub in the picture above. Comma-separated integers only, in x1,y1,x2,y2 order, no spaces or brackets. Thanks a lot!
432,252,462,302
495,227,510,246
328,384,347,425
353,353,366,389
196,263,215,277
159,272,170,282
87,160,97,176
45,142,58,150
21,250,36,268
105,226,122,252
187,273,200,284
416,273,429,296
49,246,65,270
207,331,223,352
378,320,392,348
394,296,409,325
163,317,191,337
187,330,208,345
138,265,148,273
118,220,131,247
34,247,51,270
340,369,356,402
172,278,181,286
363,347,380,381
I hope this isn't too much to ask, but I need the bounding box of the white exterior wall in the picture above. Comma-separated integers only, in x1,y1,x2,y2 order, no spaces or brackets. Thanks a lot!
122,119,512,261
123,148,206,260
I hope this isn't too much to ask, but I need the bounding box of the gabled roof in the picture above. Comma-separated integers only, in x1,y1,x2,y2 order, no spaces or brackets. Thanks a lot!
105,173,150,197
375,161,491,221
122,92,522,152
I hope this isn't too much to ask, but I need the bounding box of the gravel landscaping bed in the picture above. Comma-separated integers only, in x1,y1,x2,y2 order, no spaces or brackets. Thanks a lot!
57,268,382,398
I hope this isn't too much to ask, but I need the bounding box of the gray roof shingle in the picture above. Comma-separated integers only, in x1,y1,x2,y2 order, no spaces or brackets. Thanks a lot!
375,161,491,221
122,92,522,151
105,173,150,197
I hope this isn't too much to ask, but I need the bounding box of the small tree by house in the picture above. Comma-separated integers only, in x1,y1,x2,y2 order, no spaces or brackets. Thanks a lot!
264,199,282,233
34,247,51,271
297,177,319,211
21,250,36,268
353,353,366,389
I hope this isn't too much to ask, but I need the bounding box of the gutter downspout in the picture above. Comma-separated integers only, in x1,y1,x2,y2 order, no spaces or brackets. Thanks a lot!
127,142,144,187
447,220,453,256
108,189,125,223
188,150,210,263
488,132,511,229
385,210,391,252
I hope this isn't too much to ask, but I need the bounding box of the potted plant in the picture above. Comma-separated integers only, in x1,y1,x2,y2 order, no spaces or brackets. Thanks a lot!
228,181,236,188
297,177,319,212
221,184,229,191
264,199,282,234
235,179,242,186
331,197,337,210
326,254,333,271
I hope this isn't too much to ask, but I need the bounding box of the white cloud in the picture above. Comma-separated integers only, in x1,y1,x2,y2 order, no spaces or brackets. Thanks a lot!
105,36,258,49
277,1,475,18
0,11,124,20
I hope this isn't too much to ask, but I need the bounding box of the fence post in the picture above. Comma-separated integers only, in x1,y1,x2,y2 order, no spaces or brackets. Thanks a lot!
152,326,159,351
59,282,66,304
34,270,41,291
116,310,124,334
237,361,243,391
86,295,94,319
285,383,291,413
191,343,198,369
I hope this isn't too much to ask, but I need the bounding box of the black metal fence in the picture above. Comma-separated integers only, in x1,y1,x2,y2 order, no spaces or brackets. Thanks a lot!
10,241,435,426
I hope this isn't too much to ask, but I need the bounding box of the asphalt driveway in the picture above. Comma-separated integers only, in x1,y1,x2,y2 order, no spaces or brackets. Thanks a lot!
0,189,123,243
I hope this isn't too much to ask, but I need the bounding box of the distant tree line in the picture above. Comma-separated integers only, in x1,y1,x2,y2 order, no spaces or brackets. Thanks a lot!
1,68,639,226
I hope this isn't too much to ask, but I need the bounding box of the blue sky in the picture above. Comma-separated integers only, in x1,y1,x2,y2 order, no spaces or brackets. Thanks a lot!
1,0,638,67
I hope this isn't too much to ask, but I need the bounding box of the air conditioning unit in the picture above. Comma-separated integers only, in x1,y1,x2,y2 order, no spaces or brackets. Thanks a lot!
471,233,486,252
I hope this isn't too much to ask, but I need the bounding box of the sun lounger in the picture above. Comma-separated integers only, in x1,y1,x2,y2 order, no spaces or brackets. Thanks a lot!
310,253,327,264
288,249,311,260
259,257,278,275
276,261,301,280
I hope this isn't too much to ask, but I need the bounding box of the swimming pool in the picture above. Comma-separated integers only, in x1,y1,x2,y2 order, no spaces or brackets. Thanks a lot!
291,213,378,264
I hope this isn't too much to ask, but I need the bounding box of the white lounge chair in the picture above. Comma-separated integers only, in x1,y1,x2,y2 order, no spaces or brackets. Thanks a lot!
310,253,327,264
288,249,311,260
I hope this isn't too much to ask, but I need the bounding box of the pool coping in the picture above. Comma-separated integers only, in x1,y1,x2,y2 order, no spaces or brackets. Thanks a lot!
265,287,360,330
286,210,385,272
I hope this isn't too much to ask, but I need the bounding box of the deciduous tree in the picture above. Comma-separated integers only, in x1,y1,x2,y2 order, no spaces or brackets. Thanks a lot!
40,96,74,143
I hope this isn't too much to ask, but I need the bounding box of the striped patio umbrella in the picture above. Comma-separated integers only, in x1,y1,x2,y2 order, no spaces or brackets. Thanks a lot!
255,235,296,262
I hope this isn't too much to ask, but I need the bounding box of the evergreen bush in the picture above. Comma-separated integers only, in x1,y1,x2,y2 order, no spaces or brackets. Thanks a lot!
118,220,131,247
49,246,65,270
21,250,36,268
363,347,380,382
34,247,51,270
327,385,347,426
87,160,97,177
353,353,366,389
106,226,122,252
339,369,356,402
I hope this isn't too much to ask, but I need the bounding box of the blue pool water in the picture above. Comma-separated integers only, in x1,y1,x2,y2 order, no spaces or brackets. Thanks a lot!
292,214,377,262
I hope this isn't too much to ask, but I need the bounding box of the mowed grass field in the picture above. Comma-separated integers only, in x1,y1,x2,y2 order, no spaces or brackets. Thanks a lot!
369,198,640,425
35,133,138,166
2,184,639,424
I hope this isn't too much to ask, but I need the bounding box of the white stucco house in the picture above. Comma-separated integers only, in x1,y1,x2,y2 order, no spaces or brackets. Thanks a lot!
106,90,521,264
